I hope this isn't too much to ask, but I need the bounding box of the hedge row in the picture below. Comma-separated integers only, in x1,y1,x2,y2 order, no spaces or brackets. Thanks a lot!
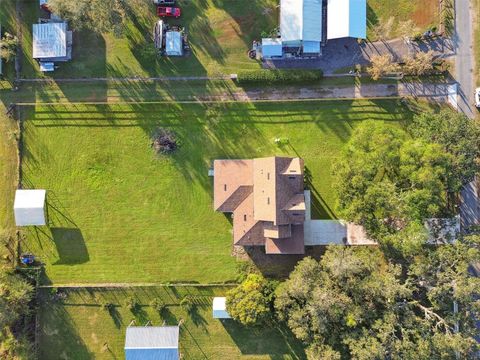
236,69,323,84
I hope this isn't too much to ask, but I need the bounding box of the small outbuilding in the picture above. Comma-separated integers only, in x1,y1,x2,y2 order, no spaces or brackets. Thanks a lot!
261,38,283,58
165,31,183,56
212,297,231,319
32,22,72,63
125,326,179,360
14,189,47,226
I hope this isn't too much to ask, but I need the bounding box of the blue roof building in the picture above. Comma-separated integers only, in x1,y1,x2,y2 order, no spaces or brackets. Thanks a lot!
125,326,179,360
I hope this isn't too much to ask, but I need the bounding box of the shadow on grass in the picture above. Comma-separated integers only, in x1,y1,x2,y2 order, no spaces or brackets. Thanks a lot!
221,320,306,359
50,228,89,265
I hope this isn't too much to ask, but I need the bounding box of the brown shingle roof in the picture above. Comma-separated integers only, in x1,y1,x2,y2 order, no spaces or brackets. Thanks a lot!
213,156,306,254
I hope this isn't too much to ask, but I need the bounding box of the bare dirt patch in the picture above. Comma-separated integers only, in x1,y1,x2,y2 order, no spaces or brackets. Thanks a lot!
412,0,439,28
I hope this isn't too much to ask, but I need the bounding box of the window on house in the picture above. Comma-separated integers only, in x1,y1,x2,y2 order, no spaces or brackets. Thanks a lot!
224,184,227,191
244,214,247,221
289,176,296,180
267,173,270,180
267,197,270,205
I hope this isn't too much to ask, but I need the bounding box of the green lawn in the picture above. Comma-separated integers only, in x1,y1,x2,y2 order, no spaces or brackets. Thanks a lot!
19,99,420,284
19,0,276,78
37,286,306,359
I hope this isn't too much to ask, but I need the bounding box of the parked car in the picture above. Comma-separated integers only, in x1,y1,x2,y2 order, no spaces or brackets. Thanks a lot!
153,0,175,5
475,88,480,108
157,6,181,18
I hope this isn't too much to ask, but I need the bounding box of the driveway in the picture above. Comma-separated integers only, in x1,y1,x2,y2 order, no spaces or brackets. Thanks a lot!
264,37,455,74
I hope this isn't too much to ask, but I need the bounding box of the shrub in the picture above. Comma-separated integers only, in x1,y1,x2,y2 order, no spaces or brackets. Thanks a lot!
180,295,194,312
124,297,139,311
101,301,115,311
236,69,323,84
150,298,166,313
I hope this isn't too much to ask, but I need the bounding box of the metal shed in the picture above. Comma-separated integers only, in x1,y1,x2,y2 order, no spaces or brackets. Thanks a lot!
261,38,283,58
212,297,231,319
125,326,179,360
165,31,183,56
327,0,367,39
32,22,67,60
14,190,46,226
280,0,322,45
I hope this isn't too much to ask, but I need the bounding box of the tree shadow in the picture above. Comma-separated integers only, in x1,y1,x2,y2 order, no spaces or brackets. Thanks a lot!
108,305,123,329
221,320,306,359
50,227,89,265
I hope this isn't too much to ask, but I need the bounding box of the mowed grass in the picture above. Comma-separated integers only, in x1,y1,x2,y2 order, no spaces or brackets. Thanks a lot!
19,0,276,78
38,286,306,359
20,99,417,284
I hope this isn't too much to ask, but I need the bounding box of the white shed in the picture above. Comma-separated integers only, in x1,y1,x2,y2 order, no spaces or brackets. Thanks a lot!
165,31,183,56
212,297,230,319
327,0,367,40
14,190,46,226
32,22,67,60
280,0,322,45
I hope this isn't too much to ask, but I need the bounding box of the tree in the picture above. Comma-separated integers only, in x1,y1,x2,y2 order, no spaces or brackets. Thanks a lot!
410,109,480,192
333,122,453,239
275,242,480,359
404,50,435,76
226,274,274,326
397,19,420,41
370,16,395,41
47,0,126,35
367,54,399,80
0,33,18,62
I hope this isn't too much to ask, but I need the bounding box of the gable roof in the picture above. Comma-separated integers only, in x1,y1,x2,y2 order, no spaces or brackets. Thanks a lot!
125,326,179,360
327,0,367,39
280,0,323,42
32,22,67,59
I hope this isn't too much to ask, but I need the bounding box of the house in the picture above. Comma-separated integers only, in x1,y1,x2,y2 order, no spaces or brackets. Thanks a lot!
213,156,306,255
14,189,47,226
212,297,231,319
125,326,179,360
32,22,72,70
165,31,183,56
262,0,366,58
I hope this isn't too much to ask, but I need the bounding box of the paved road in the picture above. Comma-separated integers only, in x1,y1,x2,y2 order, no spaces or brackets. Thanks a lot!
454,0,476,119
455,0,479,230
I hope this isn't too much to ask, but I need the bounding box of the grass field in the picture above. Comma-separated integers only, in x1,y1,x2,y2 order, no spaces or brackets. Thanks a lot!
18,0,276,78
18,99,421,285
367,0,440,40
37,286,306,359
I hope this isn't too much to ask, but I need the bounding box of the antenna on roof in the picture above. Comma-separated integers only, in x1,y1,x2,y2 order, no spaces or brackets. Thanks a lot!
144,320,151,327
128,320,136,327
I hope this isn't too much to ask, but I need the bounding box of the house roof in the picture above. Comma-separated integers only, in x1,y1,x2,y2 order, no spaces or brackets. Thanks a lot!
214,157,305,254
212,297,231,318
32,22,67,59
14,190,46,227
280,0,322,42
327,0,367,39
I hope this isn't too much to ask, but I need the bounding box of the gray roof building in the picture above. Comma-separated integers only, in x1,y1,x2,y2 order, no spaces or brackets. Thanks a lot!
125,326,179,360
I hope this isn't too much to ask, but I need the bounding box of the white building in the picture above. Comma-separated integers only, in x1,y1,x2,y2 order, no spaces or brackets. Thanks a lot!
262,0,366,58
212,297,230,319
32,22,72,64
14,190,47,226
125,326,179,360
327,0,367,39
165,31,183,56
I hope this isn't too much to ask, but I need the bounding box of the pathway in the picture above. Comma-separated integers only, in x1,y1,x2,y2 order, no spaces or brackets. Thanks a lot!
14,81,457,104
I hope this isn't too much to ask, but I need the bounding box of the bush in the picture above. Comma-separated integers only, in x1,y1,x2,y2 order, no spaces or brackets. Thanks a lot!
101,301,115,311
124,297,139,311
236,69,323,84
150,298,166,313
151,128,179,154
180,295,194,312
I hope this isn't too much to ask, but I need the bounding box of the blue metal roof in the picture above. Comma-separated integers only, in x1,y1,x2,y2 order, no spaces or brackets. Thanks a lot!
262,38,283,58
303,41,321,54
125,348,179,360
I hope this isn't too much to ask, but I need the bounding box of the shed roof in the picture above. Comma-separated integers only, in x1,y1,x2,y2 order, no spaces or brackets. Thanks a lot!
14,190,46,209
32,22,67,59
165,31,182,56
327,0,366,39
125,326,179,349
280,0,322,42
213,297,231,318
